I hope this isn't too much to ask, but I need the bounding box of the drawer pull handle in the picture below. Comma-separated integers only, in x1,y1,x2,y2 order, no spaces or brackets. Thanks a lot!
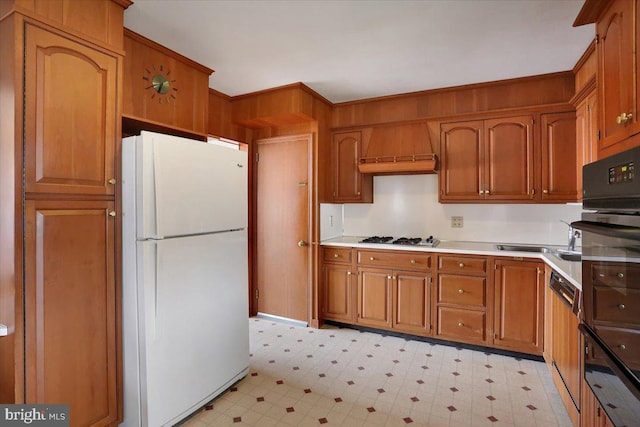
458,322,464,327
620,344,626,350
458,289,464,294
459,263,465,268
410,259,416,264
370,257,375,261
617,272,625,279
618,304,626,310
334,253,339,258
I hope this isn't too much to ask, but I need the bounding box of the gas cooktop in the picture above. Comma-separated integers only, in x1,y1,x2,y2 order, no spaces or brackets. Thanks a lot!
359,235,439,247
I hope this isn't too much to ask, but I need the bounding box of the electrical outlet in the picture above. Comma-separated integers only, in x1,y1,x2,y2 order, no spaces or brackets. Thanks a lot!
451,216,464,228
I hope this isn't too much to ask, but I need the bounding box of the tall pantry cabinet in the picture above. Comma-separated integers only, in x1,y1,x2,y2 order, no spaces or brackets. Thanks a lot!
0,1,130,426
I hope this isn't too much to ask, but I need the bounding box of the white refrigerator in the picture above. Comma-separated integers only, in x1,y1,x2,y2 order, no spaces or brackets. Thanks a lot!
121,131,249,427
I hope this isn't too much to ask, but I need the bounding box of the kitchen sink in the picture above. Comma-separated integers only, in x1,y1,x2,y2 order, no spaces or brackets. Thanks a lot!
495,244,551,253
553,250,582,262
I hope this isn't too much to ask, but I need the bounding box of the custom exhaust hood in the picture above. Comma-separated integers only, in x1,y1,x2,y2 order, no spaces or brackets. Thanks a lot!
358,122,438,175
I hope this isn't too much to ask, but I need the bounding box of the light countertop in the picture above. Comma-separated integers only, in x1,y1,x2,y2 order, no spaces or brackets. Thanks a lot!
320,236,582,291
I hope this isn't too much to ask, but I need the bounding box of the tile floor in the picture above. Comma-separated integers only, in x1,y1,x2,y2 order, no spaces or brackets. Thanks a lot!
181,318,572,427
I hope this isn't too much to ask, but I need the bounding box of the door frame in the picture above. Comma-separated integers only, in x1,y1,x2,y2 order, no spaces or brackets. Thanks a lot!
249,133,314,325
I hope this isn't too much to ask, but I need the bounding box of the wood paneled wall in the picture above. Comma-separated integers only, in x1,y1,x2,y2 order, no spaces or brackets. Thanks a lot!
331,72,575,128
123,29,213,137
573,40,597,96
208,88,253,143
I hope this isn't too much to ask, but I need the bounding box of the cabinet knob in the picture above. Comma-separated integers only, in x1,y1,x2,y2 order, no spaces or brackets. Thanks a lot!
108,211,116,217
298,240,308,247
617,272,625,279
459,263,465,268
387,275,392,280
542,189,548,194
617,112,633,124
347,271,352,276
410,259,416,264
370,257,375,261
479,190,484,195
357,191,361,196
458,322,464,327
108,178,116,185
485,190,490,195
458,289,464,294
618,304,626,310
334,253,339,258
619,344,627,350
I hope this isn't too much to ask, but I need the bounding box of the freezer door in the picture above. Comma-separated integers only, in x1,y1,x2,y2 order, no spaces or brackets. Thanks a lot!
135,230,249,427
134,131,248,239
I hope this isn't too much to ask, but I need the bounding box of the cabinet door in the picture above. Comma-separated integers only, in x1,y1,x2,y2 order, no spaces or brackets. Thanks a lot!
597,0,636,150
392,271,430,335
484,116,535,201
24,200,118,426
357,268,392,328
541,112,579,202
493,259,544,354
439,121,484,201
322,263,354,322
24,24,118,196
576,92,597,197
331,131,372,203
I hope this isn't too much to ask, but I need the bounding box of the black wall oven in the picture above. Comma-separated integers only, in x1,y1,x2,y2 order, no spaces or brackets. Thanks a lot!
574,146,640,427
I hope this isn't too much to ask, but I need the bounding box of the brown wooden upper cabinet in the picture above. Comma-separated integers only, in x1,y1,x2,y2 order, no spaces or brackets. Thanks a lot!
541,112,579,202
331,130,373,203
440,115,535,202
440,112,579,203
597,0,637,151
24,23,119,196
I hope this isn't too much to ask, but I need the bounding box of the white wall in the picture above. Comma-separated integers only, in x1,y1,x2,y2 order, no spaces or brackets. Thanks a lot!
324,174,583,246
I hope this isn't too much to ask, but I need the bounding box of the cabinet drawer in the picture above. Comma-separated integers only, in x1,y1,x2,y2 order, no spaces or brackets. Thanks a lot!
323,247,352,263
593,286,640,326
437,307,486,342
357,250,431,270
593,326,640,368
438,274,486,307
592,263,640,290
438,255,486,275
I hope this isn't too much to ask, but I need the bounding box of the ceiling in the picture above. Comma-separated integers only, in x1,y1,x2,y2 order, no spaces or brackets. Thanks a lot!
124,0,595,104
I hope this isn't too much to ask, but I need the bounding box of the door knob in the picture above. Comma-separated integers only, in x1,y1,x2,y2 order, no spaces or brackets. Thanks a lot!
108,178,116,185
297,240,308,247
0,323,7,337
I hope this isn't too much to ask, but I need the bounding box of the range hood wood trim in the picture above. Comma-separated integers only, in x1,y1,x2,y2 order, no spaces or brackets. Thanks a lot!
358,157,438,174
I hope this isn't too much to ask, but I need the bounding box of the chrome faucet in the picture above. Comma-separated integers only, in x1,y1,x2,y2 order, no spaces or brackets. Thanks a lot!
561,220,581,252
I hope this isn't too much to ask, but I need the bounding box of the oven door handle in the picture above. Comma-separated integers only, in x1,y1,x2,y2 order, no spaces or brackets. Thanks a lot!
579,324,640,402
572,220,640,241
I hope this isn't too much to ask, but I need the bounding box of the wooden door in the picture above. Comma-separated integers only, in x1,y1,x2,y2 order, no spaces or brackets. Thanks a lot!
256,135,311,322
332,131,370,202
485,116,535,201
357,268,392,328
322,263,354,322
493,259,544,354
24,200,118,426
597,0,635,150
24,23,118,196
439,121,484,201
392,271,430,334
540,112,579,202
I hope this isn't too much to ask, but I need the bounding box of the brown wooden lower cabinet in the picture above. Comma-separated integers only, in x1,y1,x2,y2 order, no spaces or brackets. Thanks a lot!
392,271,431,334
357,267,393,328
322,263,355,323
493,259,544,354
581,379,614,427
24,200,119,427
